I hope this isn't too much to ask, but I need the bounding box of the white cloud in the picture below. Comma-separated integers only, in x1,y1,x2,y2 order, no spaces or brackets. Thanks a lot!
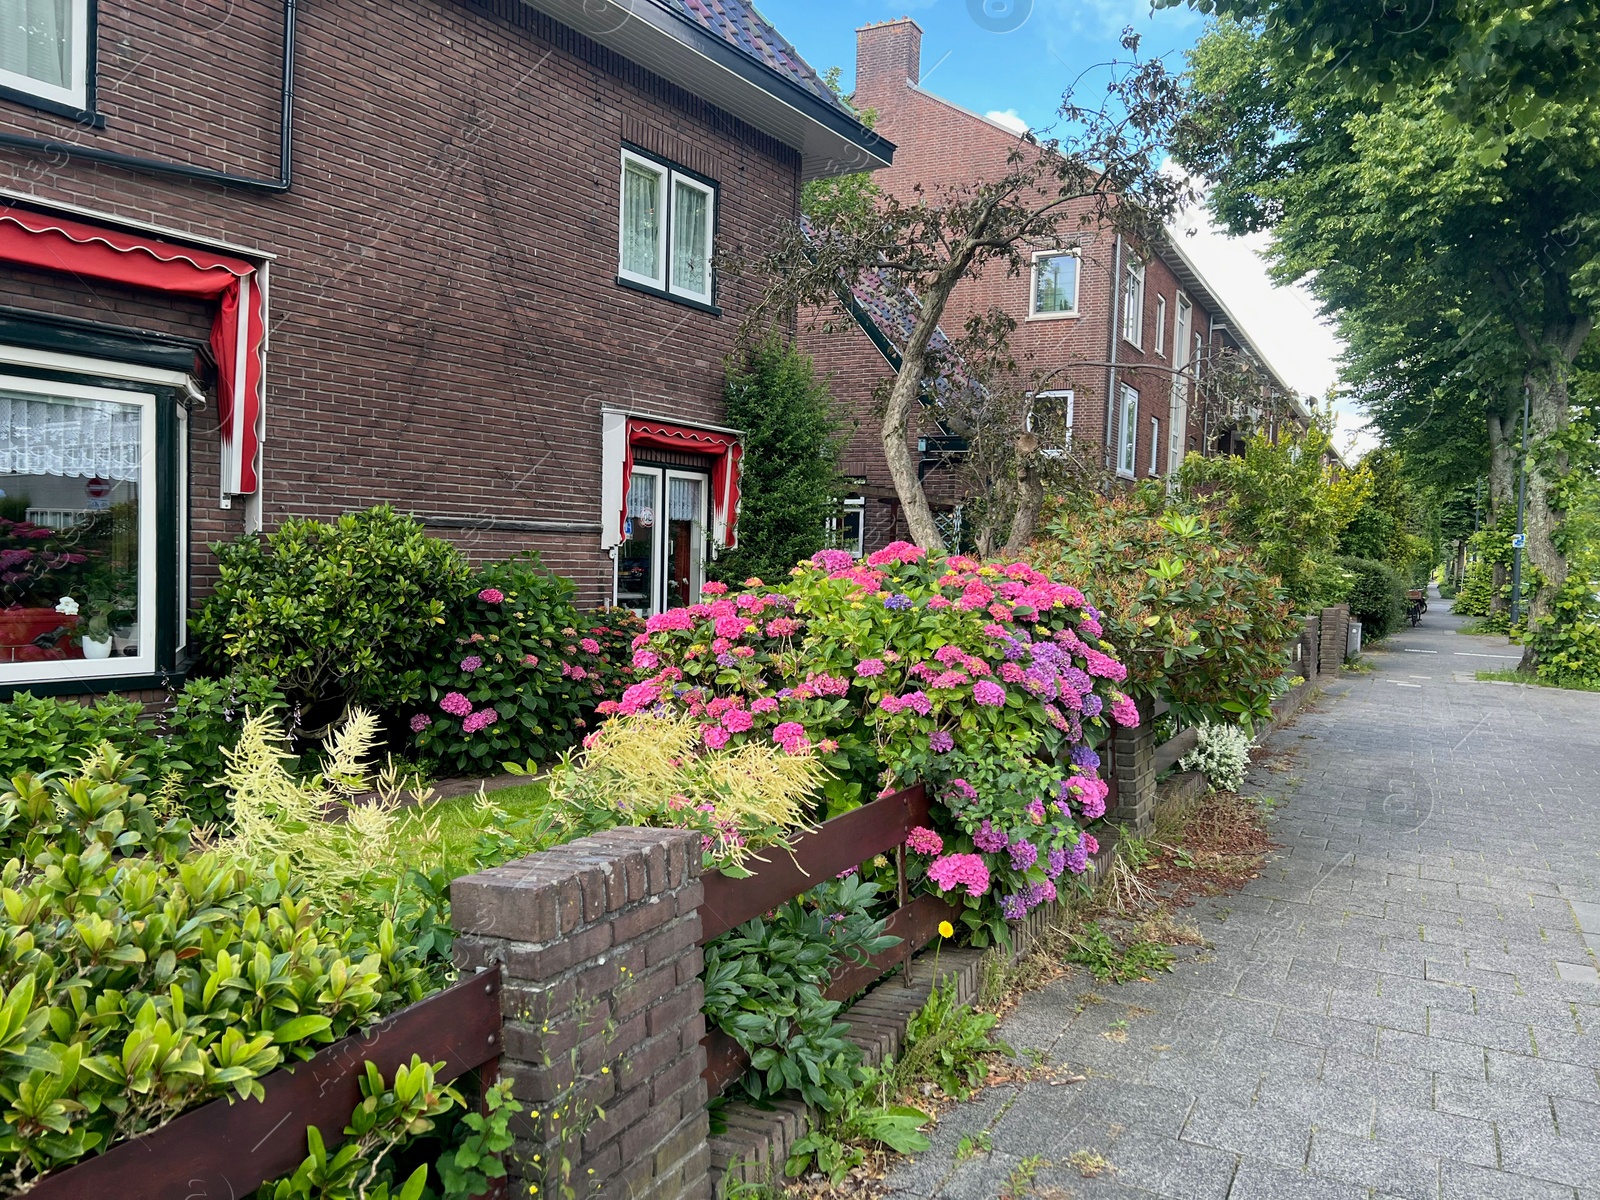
984,108,1031,134
1167,193,1377,460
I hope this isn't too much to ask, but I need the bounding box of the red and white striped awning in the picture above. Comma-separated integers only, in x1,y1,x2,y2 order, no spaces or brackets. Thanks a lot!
0,208,265,494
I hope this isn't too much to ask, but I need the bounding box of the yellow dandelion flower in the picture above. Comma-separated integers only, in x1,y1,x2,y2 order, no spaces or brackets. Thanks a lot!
938,921,955,939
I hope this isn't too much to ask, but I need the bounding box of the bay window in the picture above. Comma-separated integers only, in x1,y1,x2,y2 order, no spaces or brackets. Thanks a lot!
0,0,90,113
618,147,717,308
0,353,189,691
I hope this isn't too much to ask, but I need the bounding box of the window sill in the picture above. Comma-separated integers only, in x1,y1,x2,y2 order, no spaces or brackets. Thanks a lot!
1115,469,1136,481
0,84,104,128
0,667,185,700
615,275,722,317
1026,310,1080,322
1122,337,1144,351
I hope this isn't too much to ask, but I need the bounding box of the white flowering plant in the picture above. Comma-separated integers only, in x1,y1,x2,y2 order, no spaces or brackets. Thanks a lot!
1178,720,1253,793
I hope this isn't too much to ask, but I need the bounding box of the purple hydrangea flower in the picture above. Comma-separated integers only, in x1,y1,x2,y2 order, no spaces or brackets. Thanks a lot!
1046,847,1068,879
1001,894,1028,921
929,729,954,753
972,681,1007,707
1071,745,1101,770
460,655,484,673
883,593,914,610
973,819,1008,852
1008,838,1038,871
1082,693,1103,719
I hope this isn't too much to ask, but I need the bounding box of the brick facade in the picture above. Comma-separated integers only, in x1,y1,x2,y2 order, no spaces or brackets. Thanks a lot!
0,0,819,617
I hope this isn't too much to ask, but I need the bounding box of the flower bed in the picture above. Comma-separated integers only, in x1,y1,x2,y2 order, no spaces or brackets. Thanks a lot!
610,543,1138,942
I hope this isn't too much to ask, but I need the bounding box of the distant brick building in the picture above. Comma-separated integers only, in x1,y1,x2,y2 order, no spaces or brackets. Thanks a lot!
804,18,1306,554
0,0,886,696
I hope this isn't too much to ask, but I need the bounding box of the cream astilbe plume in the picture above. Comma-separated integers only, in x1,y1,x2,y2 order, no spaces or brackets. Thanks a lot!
216,708,404,900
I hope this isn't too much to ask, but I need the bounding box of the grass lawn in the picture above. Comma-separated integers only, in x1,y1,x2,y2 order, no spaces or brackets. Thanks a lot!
394,780,558,879
1474,669,1600,693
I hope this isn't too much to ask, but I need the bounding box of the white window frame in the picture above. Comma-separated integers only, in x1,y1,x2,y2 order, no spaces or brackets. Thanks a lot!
1122,262,1146,350
1154,295,1167,356
1028,389,1075,458
0,371,157,686
0,0,89,111
618,148,717,306
1117,383,1139,478
618,149,669,290
1028,250,1080,320
826,496,865,556
1150,415,1160,476
611,464,711,615
668,172,716,305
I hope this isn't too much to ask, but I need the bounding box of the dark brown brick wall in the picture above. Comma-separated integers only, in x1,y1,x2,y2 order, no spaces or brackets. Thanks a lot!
0,0,805,611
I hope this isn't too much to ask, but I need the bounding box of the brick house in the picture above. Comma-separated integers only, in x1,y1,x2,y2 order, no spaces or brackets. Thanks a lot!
0,0,887,696
805,18,1306,554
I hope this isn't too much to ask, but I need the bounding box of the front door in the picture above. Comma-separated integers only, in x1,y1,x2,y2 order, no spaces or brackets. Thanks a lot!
614,466,708,615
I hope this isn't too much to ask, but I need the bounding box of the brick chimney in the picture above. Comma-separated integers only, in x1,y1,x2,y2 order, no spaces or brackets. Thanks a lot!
856,18,922,93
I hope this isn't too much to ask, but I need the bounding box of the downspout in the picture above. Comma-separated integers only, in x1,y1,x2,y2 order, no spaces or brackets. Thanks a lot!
1104,234,1123,472
0,0,297,193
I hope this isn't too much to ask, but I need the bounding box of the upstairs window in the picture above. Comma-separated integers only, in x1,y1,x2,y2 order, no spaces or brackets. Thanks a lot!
0,0,89,112
618,148,717,308
1122,262,1145,349
1155,295,1167,356
1117,384,1138,478
1029,251,1079,318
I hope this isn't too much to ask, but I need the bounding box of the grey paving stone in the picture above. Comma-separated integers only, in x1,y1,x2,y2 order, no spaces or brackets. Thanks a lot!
1376,1027,1487,1078
1306,1129,1441,1200
1437,1161,1580,1200
1225,1160,1369,1200
1179,1096,1312,1166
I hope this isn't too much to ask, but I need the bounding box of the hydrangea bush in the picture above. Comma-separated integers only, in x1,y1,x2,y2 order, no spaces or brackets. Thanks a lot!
606,543,1139,941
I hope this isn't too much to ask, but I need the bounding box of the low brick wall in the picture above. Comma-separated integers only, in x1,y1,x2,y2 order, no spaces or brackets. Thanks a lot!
450,828,711,1200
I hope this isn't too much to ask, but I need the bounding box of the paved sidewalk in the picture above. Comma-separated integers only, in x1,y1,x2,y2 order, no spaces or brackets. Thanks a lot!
885,604,1600,1200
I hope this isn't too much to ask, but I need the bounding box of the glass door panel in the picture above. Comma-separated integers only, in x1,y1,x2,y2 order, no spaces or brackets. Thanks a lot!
663,472,705,610
615,470,659,616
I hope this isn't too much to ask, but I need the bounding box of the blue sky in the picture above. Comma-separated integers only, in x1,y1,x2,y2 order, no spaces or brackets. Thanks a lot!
758,0,1210,134
755,0,1372,456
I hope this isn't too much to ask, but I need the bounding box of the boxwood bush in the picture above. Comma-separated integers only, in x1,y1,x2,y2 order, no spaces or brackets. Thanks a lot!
1335,555,1406,639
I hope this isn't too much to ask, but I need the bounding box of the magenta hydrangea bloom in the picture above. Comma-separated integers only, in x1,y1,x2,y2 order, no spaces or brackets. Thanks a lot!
459,655,483,673
580,637,601,654
477,587,505,604
855,658,885,678
1008,838,1038,871
927,852,990,897
750,696,779,714
973,819,1008,852
972,680,1007,707
929,729,954,753
721,708,753,733
702,725,731,749
409,713,432,733
810,548,855,571
905,826,944,855
440,692,472,717
1111,694,1141,728
461,707,499,734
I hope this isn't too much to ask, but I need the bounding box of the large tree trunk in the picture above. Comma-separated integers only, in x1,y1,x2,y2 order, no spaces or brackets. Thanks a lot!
881,265,969,551
1520,360,1574,626
1003,433,1044,554
1486,407,1514,618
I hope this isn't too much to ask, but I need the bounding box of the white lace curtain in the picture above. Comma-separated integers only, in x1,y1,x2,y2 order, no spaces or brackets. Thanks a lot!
667,476,700,522
0,0,72,87
0,391,142,482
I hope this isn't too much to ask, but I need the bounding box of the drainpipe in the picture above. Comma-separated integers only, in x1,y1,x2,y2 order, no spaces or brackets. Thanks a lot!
0,0,297,192
1104,234,1123,472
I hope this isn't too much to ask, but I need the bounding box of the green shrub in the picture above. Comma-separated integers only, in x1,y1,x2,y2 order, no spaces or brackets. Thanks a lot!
161,670,287,823
0,692,158,779
1031,488,1300,731
408,557,638,774
1527,575,1600,689
709,333,846,585
0,747,453,1188
191,506,472,717
1335,555,1407,639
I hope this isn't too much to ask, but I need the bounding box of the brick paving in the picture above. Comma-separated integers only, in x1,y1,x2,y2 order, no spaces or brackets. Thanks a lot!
884,601,1600,1199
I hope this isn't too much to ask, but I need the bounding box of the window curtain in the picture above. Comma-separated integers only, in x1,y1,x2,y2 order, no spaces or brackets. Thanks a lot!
0,0,70,87
672,182,709,295
0,391,141,482
622,162,662,280
667,475,700,521
625,473,654,519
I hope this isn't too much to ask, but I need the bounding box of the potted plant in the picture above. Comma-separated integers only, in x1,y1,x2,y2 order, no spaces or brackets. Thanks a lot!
76,568,136,661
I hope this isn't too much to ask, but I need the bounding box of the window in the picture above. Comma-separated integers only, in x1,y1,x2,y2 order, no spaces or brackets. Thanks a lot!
1150,416,1160,475
1029,251,1079,318
0,359,189,689
0,0,90,112
1122,262,1145,349
1154,295,1167,356
617,148,716,307
614,465,708,615
1117,384,1138,478
825,496,864,556
1028,389,1074,457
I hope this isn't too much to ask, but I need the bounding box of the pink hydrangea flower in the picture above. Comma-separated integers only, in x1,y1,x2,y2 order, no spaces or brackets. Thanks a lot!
461,707,499,734
580,637,601,654
879,695,905,714
973,819,1008,852
722,708,754,733
409,713,432,733
905,826,944,855
714,615,750,639
927,853,990,897
440,692,472,717
855,658,885,678
1111,694,1141,728
702,725,731,749
811,548,855,571
865,540,925,566
1083,648,1128,682
478,588,505,603
972,681,1007,707
645,608,693,633
633,649,660,671
460,655,483,673
617,681,663,714
523,653,541,668
701,581,729,595
750,696,779,714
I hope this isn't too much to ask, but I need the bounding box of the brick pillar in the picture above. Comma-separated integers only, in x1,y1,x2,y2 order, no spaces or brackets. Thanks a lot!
1109,724,1156,836
1319,604,1349,677
1301,614,1321,678
450,828,710,1200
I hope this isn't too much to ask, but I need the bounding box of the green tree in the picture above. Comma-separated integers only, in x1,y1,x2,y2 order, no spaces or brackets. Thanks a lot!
709,335,846,584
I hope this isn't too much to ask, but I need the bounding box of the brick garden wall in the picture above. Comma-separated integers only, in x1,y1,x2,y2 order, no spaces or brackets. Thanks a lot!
0,0,804,610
